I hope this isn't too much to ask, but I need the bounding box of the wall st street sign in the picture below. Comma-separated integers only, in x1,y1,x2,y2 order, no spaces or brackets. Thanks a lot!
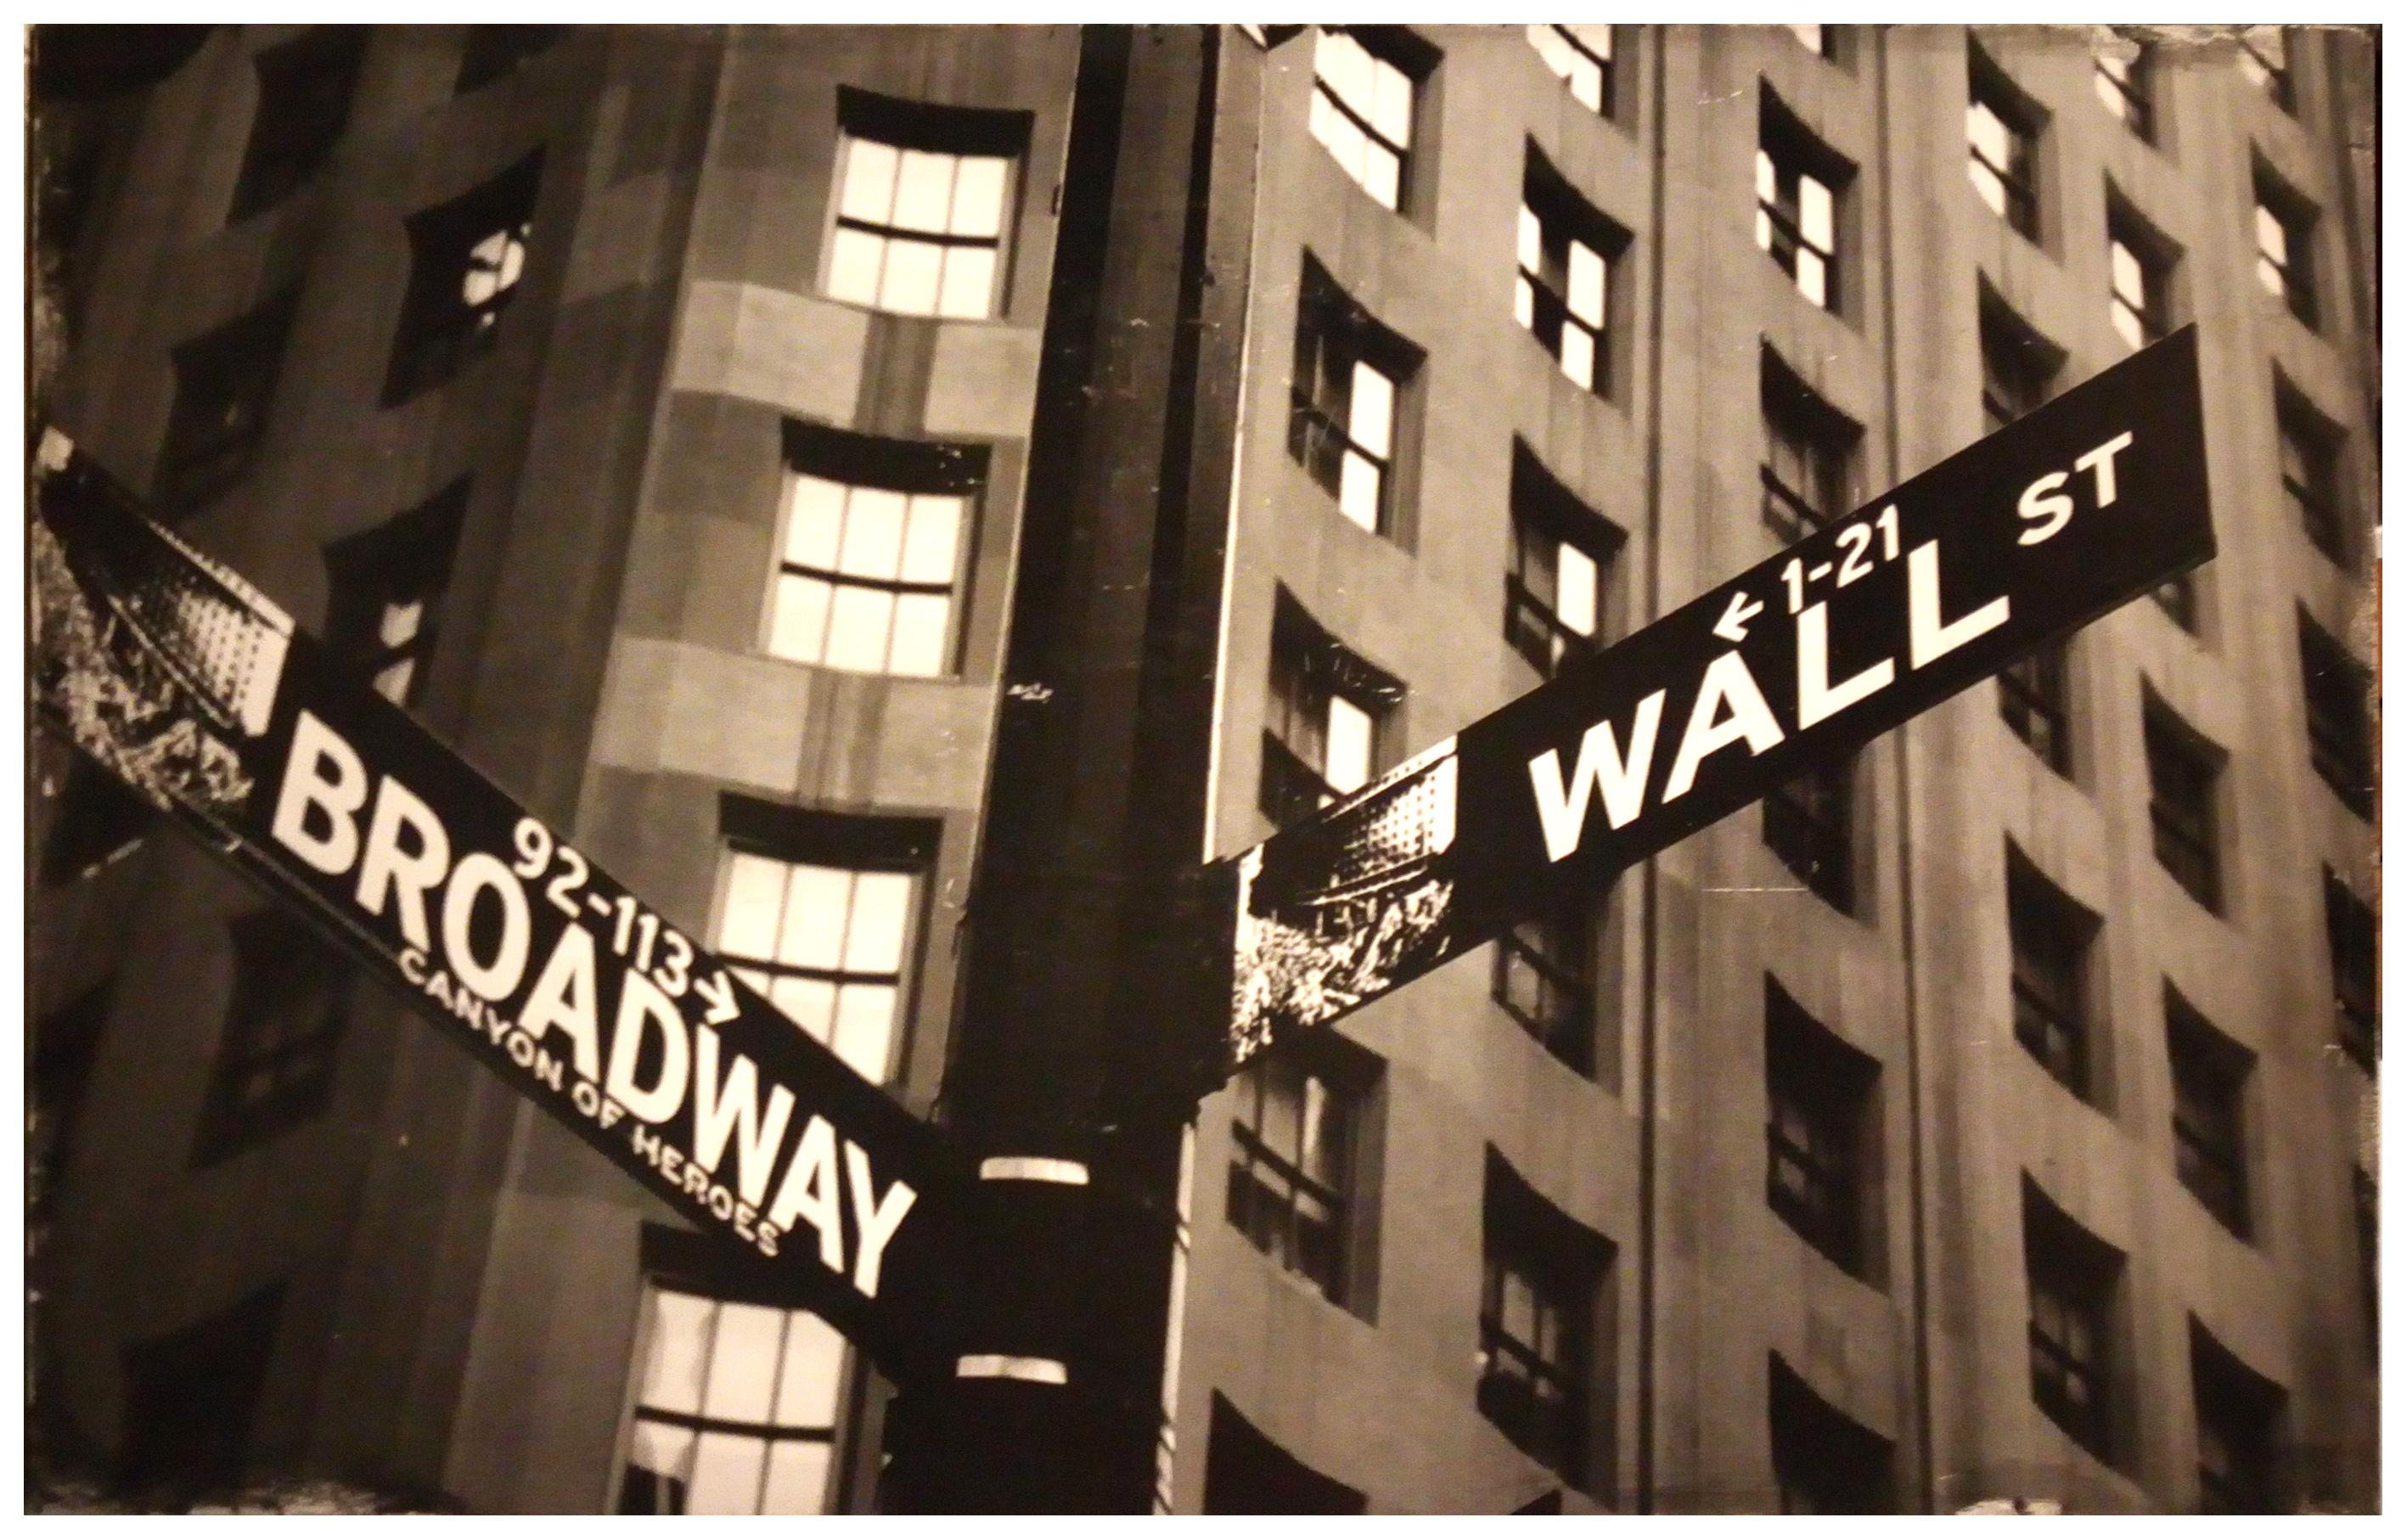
28,435,959,1383
1202,326,2212,1078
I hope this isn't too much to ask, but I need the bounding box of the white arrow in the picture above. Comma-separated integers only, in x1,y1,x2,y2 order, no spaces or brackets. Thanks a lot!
693,968,741,1026
1712,588,1763,644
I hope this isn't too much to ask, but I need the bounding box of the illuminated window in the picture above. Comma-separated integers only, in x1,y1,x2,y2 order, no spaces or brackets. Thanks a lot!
158,287,299,518
619,1229,845,1515
2024,1177,2122,1464
1261,592,1403,826
2166,988,2251,1239
2191,1323,2284,1512
2144,698,2224,913
1308,27,1426,212
324,479,468,707
455,24,564,93
230,27,366,222
712,798,934,1086
1980,296,2059,436
2008,848,2098,1103
1761,351,1857,542
1527,25,1612,117
2323,872,2376,1072
1757,98,1847,311
2094,38,2156,142
2236,27,2292,113
1479,1150,1609,1488
1769,1354,1892,1513
765,424,982,678
2253,174,2319,329
2106,201,2173,351
1506,444,1621,680
383,150,543,406
1226,1042,1375,1307
822,89,1027,321
1967,53,2040,239
1764,757,1854,913
2276,388,2347,563
1786,25,1836,60
2298,614,2371,821
191,908,350,1167
1495,900,1594,1075
1998,640,2071,775
1518,148,1628,396
1764,981,1877,1277
1289,256,1421,537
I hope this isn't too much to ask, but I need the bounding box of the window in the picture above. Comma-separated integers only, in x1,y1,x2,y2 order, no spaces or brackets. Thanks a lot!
2323,871,2376,1071
1979,297,2059,436
2144,698,2224,913
1998,640,2071,775
2093,37,2157,142
2276,386,2348,563
1518,149,1627,396
712,796,936,1086
2297,614,2372,819
766,423,985,677
824,88,1028,321
1527,25,1612,118
1506,444,1622,679
2106,202,2173,351
2008,849,2099,1102
1226,1040,1375,1307
1763,757,1854,913
40,756,155,884
1786,25,1836,60
118,1281,286,1496
1260,593,1403,826
1757,95,1847,311
229,27,366,222
455,24,565,93
191,908,350,1167
618,1228,845,1515
1289,256,1421,537
157,287,299,517
2191,1324,2285,1513
2166,989,2252,1238
2254,172,2320,328
1769,1354,1892,1513
1967,51,2041,240
1495,900,1594,1075
1761,351,1857,542
1308,27,1427,212
2236,27,2292,113
1202,1393,1366,1515
1479,1150,1610,1488
1764,981,1878,1277
323,479,468,706
382,150,543,406
2023,1177,2123,1463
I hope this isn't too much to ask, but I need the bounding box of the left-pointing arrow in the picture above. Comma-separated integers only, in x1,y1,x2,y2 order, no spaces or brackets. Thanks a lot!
1712,588,1764,644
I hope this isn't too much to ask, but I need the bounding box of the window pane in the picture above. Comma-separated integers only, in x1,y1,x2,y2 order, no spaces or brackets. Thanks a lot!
1515,274,1536,329
837,488,908,581
770,975,837,1042
640,1290,714,1414
732,965,772,997
1369,59,1413,149
891,149,956,233
1325,694,1374,794
374,660,416,704
1348,362,1394,455
2257,255,2286,299
1559,327,1594,390
1518,205,1543,273
886,593,952,677
949,155,1009,239
1970,160,2007,219
718,855,790,959
875,238,942,317
1529,24,1574,75
785,475,846,570
767,573,832,663
2110,241,2145,305
1338,451,1382,531
2111,300,2144,351
899,497,964,584
1797,250,1827,309
838,138,899,224
824,227,885,307
1361,143,1401,211
761,1441,831,1516
1318,29,1374,113
702,1303,784,1424
780,864,852,970
842,871,913,972
776,1312,846,1425
686,1432,768,1515
936,244,998,320
1567,241,1606,326
2255,205,2286,265
1557,542,1599,636
2094,70,2127,120
1799,177,1834,250
832,984,897,1082
379,598,425,648
824,586,896,672
1968,102,2010,166
627,1419,694,1482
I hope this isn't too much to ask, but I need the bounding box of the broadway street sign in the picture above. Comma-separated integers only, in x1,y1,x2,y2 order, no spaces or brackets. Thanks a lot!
1200,325,2212,1077
28,434,958,1382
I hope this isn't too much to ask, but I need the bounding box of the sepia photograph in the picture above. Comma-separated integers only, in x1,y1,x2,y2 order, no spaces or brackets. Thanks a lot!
23,20,2382,1515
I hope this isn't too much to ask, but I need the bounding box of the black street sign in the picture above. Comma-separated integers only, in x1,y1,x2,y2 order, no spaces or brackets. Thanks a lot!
28,436,959,1383
1201,325,2213,1078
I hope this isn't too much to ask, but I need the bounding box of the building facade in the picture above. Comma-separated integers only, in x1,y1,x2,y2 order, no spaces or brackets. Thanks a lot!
27,23,2379,1515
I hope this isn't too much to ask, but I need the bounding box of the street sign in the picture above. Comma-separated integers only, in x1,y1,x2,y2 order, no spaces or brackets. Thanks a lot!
28,435,959,1383
1199,325,2213,1078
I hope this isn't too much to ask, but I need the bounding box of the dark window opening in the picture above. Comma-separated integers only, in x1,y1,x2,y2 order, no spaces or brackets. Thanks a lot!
1763,756,1854,913
1967,48,2042,240
2144,697,2224,913
1769,1353,1893,1512
1979,293,2061,436
455,24,565,93
157,287,300,518
2008,848,2099,1103
2322,872,2376,1072
1202,1392,1366,1515
1998,639,2071,775
1506,443,1622,680
382,149,544,407
1479,1149,1611,1490
2253,168,2320,329
2093,37,2156,143
2023,1177,2123,1464
118,1281,288,1499
190,908,350,1167
2298,613,2372,819
2277,387,2348,565
1757,91,1851,312
1289,256,1422,538
229,27,366,222
324,478,469,707
2191,1321,2286,1512
1495,899,1594,1076
1764,981,1879,1279
1761,347,1859,543
1226,1040,1376,1309
1517,145,1628,397
2166,988,2252,1239
2237,28,2292,113
41,755,157,884
1261,591,1403,826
